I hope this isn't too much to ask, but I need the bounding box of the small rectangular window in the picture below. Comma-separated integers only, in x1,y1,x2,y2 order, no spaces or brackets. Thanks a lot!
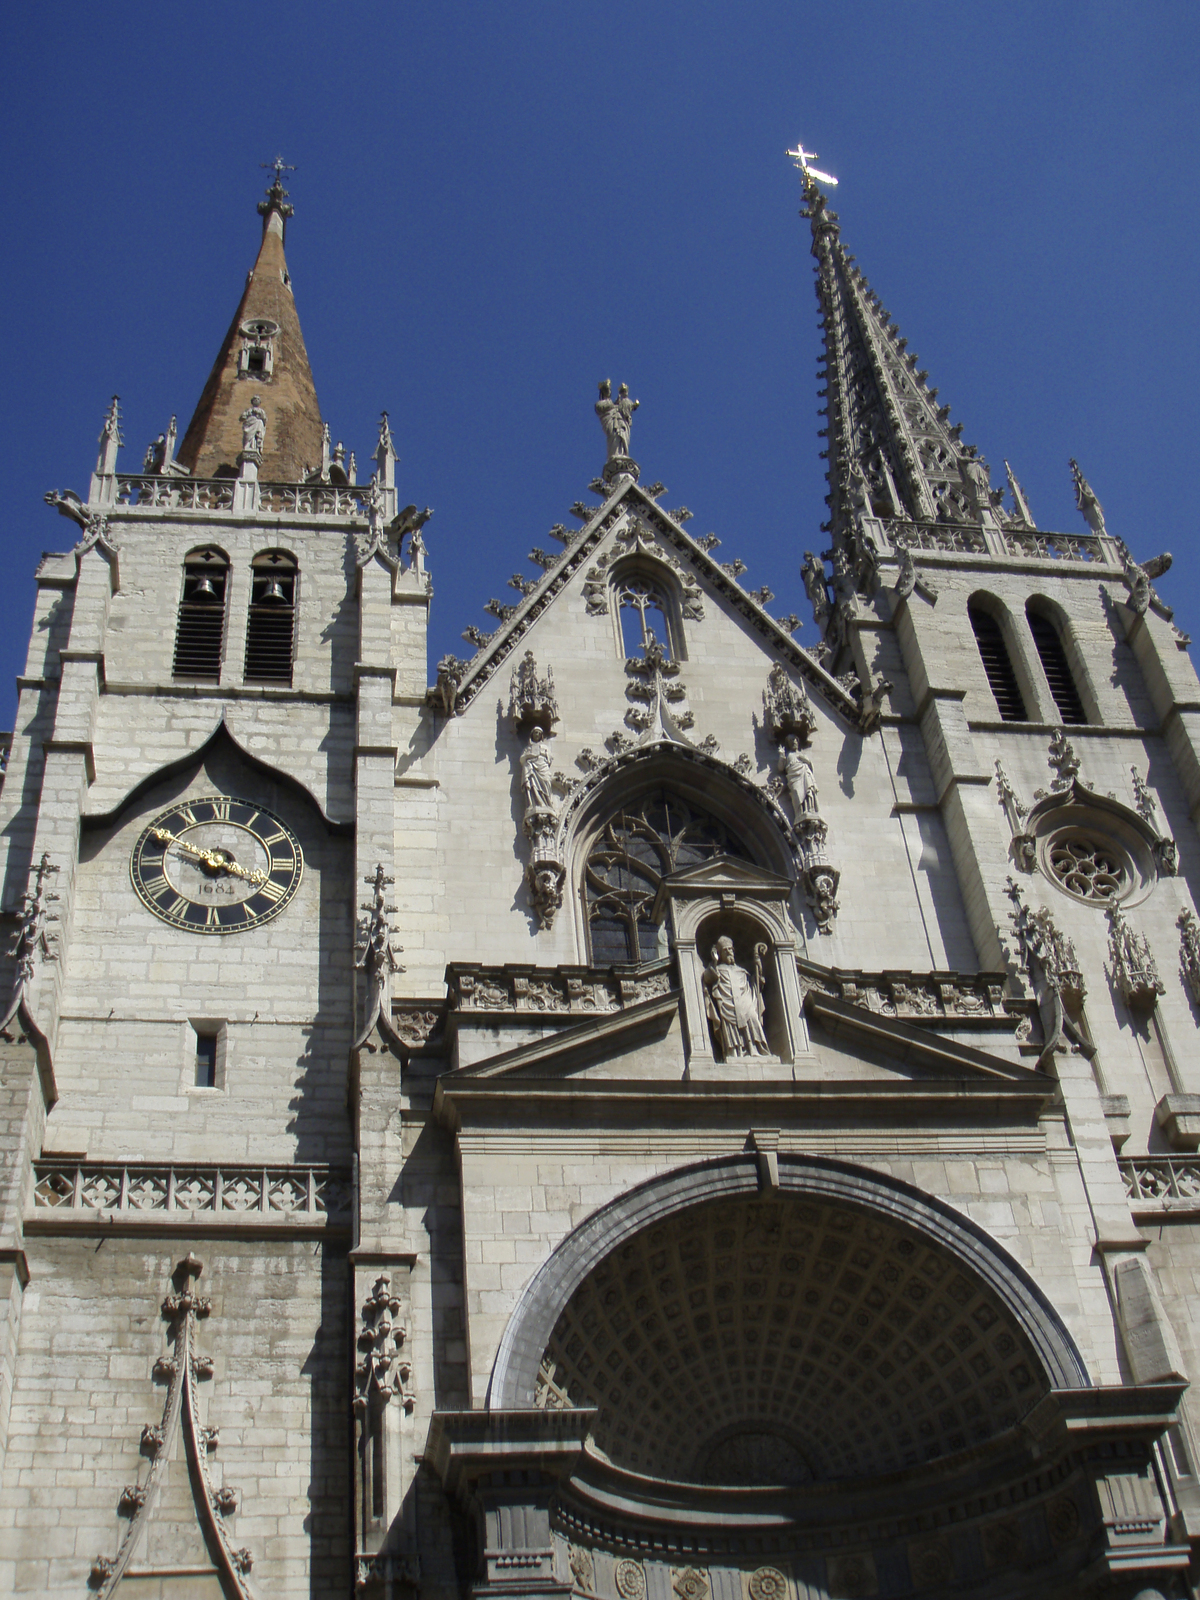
247,348,266,376
194,1030,218,1088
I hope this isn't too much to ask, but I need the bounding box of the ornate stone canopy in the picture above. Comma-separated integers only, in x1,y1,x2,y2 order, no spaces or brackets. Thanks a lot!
534,1191,1050,1485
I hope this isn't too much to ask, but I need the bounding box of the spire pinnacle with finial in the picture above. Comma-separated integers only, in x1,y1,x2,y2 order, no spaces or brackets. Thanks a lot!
258,156,296,235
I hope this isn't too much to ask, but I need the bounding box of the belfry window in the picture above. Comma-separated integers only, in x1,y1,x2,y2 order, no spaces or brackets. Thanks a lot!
172,549,229,682
1027,603,1087,725
584,788,751,964
244,551,297,685
968,602,1027,722
616,575,671,658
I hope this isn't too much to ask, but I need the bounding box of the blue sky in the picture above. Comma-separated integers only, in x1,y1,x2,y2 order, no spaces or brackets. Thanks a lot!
1,2,1197,729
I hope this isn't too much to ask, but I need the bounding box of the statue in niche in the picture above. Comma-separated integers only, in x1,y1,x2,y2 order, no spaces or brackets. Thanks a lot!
596,379,639,461
519,726,555,813
779,736,819,817
240,394,267,455
703,936,770,1058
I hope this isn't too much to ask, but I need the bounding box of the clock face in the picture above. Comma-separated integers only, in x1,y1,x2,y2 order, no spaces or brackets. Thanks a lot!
130,795,303,933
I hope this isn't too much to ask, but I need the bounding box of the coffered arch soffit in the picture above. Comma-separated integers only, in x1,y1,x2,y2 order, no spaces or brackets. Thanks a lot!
488,1158,1090,1455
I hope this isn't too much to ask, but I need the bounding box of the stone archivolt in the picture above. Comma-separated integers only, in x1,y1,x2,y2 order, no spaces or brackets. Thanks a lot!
534,1193,1046,1484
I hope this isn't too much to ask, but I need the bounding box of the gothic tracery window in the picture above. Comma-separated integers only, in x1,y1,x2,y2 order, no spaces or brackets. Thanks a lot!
616,575,671,658
584,789,751,964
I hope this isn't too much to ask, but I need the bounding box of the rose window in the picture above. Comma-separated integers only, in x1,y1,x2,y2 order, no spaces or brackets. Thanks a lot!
1047,835,1125,902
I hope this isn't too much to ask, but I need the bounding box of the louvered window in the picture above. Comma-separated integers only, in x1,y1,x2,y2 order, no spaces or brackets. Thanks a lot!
1027,606,1086,725
244,551,297,685
968,603,1027,722
172,549,228,681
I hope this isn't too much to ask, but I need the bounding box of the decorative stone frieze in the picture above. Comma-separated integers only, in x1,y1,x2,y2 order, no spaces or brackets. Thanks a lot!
1120,1154,1200,1206
30,1161,351,1226
355,1553,420,1595
448,961,672,1017
799,963,1016,1027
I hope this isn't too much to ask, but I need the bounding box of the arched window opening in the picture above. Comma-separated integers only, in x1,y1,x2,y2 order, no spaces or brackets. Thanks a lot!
968,602,1027,722
244,551,297,685
1027,604,1086,725
584,788,751,964
172,548,229,681
616,574,671,659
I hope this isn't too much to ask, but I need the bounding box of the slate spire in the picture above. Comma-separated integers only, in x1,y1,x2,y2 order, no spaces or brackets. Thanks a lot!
176,166,324,482
801,172,1001,542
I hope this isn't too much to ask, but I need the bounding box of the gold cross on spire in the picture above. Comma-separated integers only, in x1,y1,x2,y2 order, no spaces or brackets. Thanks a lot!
785,142,838,187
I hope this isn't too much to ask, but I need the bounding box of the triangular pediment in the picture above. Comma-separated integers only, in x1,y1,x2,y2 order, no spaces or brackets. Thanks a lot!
431,477,861,726
659,856,796,894
432,960,1053,1130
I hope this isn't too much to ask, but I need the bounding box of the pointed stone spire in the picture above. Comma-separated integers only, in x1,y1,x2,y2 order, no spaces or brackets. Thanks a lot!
1004,460,1034,528
797,162,993,541
1069,458,1107,537
176,165,324,482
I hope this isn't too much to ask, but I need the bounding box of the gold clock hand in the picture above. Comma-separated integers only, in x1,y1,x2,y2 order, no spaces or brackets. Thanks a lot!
155,831,268,887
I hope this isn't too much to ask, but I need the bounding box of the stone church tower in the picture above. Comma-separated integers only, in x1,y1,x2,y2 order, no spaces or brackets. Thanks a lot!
0,154,1197,1599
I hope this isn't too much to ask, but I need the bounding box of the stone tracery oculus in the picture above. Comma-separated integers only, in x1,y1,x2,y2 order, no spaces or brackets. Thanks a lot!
1047,835,1125,903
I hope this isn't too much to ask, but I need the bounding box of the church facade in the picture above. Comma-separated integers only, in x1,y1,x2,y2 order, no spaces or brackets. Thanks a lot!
0,158,1197,1600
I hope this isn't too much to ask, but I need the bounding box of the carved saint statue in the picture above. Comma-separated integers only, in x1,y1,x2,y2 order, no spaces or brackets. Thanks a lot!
519,726,555,813
596,379,639,462
779,736,819,816
801,551,830,619
703,936,770,1058
240,395,267,456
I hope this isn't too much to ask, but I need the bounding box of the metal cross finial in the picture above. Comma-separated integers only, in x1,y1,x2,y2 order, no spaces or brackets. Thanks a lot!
261,156,296,188
785,142,838,187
